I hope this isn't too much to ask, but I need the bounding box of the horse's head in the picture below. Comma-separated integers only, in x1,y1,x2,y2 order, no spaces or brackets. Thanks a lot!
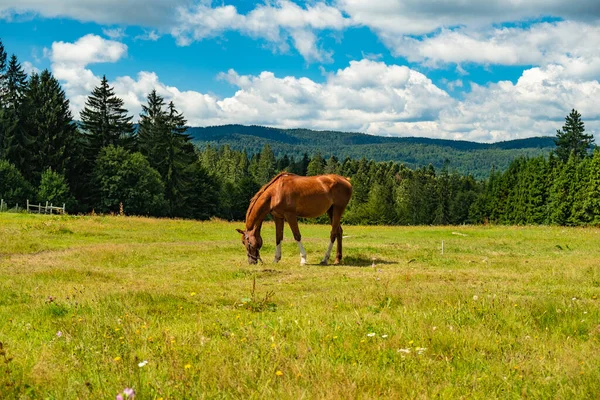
236,228,263,264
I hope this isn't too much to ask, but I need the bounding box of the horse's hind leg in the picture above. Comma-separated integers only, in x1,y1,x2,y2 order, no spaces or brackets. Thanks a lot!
321,207,336,265
274,216,284,263
285,213,307,265
332,206,345,265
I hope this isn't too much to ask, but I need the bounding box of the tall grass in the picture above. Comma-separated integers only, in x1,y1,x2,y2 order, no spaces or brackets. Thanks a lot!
1,213,599,399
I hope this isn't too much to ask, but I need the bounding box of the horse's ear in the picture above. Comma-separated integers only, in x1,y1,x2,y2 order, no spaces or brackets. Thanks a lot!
236,228,245,235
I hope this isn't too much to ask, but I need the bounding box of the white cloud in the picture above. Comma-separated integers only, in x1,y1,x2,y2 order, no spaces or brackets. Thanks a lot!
386,21,600,79
437,65,600,141
337,0,600,36
49,34,600,144
49,34,127,67
0,0,352,62
0,0,185,27
22,61,39,75
135,31,161,41
102,27,126,40
47,35,128,113
172,0,352,62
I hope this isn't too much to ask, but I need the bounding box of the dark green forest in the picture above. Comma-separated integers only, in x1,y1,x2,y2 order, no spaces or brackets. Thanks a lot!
189,125,556,179
1,38,598,226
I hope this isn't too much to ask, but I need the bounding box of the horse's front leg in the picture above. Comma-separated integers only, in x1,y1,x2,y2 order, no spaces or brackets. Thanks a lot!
285,213,307,265
273,216,284,263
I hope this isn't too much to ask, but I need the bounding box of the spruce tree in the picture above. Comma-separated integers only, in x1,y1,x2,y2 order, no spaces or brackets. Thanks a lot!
255,144,276,185
554,109,594,163
1,55,29,167
138,93,195,216
137,89,168,165
0,40,7,153
548,153,578,225
307,152,325,176
80,75,134,162
584,149,600,225
22,70,78,182
324,155,341,175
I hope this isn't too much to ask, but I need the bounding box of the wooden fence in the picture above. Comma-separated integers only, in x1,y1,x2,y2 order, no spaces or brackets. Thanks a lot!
0,199,66,215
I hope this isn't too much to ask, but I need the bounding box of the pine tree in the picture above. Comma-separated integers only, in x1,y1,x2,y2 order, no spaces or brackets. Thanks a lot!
186,160,221,220
324,155,341,175
277,154,290,171
584,149,600,225
523,157,550,224
138,93,195,216
80,75,134,161
22,70,78,182
255,144,276,185
137,89,168,164
1,55,29,167
548,153,578,225
433,163,450,225
569,157,591,225
0,40,7,152
307,152,325,176
554,109,594,163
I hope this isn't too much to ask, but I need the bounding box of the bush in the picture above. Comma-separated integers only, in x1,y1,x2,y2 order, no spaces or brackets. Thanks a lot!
37,168,75,209
0,160,33,207
93,146,167,216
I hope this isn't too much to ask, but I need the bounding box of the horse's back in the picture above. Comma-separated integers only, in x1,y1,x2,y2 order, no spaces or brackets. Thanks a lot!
281,173,352,206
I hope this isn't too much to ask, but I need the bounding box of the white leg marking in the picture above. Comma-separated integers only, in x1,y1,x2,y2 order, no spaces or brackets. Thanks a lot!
297,241,307,265
322,241,334,264
274,243,282,263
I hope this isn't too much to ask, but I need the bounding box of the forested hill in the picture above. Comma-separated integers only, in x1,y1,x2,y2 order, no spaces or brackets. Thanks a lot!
188,124,556,178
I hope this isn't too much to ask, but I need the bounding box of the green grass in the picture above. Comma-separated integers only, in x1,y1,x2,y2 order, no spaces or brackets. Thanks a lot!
1,213,600,399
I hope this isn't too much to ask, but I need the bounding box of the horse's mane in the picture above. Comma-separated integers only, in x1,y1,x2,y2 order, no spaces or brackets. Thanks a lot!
246,171,296,222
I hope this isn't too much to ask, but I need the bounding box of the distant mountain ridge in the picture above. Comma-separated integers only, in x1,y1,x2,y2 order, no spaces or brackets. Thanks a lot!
187,124,556,178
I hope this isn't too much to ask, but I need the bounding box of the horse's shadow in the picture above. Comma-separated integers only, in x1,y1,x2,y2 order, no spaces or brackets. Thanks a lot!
312,255,396,267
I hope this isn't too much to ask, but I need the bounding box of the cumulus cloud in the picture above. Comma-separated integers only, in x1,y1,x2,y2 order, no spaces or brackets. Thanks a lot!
0,0,184,26
172,0,352,62
385,21,600,79
337,0,600,36
102,27,126,40
21,61,40,75
46,35,128,113
49,34,599,143
1,0,351,62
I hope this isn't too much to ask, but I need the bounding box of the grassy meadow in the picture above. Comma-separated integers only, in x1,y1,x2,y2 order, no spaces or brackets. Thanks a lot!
1,213,600,399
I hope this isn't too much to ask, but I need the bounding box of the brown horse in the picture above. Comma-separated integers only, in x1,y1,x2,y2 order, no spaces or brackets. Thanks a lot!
237,172,352,265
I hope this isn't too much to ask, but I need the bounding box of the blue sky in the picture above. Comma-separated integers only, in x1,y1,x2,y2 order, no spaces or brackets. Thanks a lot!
1,0,600,142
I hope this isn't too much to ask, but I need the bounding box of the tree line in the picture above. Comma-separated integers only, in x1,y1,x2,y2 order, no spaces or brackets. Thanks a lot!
0,38,597,225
